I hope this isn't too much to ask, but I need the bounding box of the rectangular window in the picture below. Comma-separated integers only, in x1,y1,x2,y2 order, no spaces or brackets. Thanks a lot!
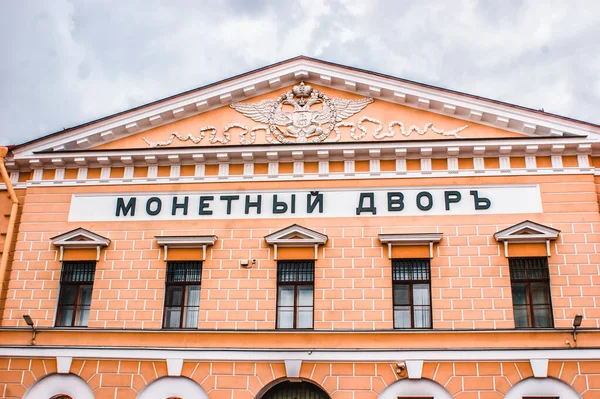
276,260,314,329
56,261,96,327
510,257,553,328
163,261,202,329
392,259,432,329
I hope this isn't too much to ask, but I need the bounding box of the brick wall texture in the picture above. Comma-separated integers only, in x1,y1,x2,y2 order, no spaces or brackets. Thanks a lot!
1,358,599,399
2,174,599,330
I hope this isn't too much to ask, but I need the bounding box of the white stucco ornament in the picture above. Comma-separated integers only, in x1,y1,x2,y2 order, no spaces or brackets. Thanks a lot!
142,82,470,147
143,126,216,148
231,82,374,143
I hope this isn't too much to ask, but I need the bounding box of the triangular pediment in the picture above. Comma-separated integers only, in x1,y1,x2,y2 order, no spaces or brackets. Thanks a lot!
10,56,599,160
50,228,110,248
265,224,328,247
494,220,560,243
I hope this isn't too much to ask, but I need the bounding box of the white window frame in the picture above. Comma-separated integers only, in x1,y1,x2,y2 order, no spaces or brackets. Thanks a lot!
378,378,452,399
23,374,94,399
137,376,209,399
505,377,581,399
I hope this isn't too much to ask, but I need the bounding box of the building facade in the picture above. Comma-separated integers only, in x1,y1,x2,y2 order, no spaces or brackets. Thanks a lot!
0,56,599,399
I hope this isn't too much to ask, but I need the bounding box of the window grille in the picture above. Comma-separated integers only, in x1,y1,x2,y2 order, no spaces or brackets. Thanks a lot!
276,260,314,329
392,259,432,329
55,261,96,327
163,261,202,329
509,257,553,328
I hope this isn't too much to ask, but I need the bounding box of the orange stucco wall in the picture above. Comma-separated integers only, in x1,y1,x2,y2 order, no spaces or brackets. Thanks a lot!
1,357,599,399
2,173,599,331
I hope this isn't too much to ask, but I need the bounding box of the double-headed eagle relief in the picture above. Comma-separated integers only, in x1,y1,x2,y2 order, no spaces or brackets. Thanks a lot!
230,82,373,144
142,82,469,147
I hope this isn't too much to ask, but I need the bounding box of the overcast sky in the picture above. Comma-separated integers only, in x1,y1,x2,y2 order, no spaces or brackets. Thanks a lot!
1,0,599,146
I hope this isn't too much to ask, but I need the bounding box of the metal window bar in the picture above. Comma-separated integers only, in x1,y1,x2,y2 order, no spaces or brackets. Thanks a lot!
277,260,314,283
392,259,431,282
166,261,202,283
60,261,96,282
509,257,549,281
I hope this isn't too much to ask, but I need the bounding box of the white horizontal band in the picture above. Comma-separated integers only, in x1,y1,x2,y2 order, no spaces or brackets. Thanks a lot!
1,347,598,362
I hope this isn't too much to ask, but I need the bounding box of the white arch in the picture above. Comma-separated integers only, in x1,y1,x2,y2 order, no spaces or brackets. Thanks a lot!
378,378,452,399
137,376,209,399
505,377,581,399
23,374,95,399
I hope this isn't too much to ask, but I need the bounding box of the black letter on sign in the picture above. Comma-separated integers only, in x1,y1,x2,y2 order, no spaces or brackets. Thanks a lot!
172,196,189,216
387,192,404,212
146,197,162,216
199,196,214,215
470,190,491,210
116,197,136,217
273,195,288,214
220,195,240,215
444,191,461,211
245,195,262,214
416,192,433,211
356,193,377,215
307,191,323,213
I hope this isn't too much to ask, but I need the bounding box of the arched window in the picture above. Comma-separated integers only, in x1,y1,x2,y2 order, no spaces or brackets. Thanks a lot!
256,379,331,399
137,377,208,399
505,377,581,399
264,381,329,399
378,378,452,399
23,374,94,399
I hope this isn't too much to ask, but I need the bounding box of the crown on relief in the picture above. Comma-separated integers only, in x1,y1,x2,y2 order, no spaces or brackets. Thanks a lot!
292,82,313,98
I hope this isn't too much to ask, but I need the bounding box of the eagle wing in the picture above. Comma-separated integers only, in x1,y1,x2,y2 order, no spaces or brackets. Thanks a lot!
230,100,292,125
313,97,374,124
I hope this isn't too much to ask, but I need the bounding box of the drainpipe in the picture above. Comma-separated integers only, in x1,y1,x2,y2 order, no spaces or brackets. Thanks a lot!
0,146,19,312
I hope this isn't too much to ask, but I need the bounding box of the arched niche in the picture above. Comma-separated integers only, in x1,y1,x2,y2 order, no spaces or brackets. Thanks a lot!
255,377,331,399
23,374,94,399
378,378,452,399
136,376,208,399
505,377,582,399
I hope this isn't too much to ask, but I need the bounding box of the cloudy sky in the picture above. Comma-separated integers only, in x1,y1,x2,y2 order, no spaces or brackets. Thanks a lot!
1,0,598,146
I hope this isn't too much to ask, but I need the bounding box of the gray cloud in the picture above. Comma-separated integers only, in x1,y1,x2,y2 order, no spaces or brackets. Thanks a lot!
0,0,598,146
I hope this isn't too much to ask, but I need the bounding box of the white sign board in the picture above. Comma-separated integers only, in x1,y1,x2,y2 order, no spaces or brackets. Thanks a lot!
68,185,542,222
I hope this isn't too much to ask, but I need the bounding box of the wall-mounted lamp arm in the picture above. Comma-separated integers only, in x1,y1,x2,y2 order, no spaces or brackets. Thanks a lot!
22,314,36,345
571,314,583,344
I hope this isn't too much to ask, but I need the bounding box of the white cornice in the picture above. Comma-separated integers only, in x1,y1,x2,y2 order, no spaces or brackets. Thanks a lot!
11,58,600,158
155,235,218,248
379,233,443,259
7,137,595,171
0,346,598,363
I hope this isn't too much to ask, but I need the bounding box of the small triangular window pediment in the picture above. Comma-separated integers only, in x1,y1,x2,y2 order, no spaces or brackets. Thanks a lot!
50,228,110,248
264,224,328,248
282,233,311,240
494,220,560,243
515,228,537,235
